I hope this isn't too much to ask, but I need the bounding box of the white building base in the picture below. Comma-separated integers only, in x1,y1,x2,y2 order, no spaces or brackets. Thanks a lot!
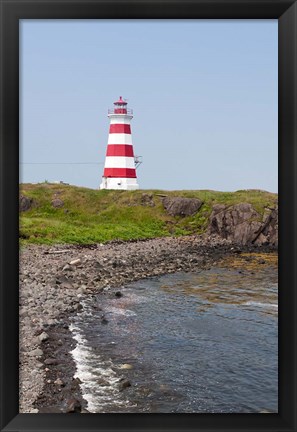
99,177,139,190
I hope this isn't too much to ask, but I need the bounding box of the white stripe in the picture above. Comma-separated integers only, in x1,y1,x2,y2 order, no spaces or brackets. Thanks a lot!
108,134,132,145
109,117,132,125
104,156,136,169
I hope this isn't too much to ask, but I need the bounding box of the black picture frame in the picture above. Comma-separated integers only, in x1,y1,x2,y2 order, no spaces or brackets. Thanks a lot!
1,1,296,431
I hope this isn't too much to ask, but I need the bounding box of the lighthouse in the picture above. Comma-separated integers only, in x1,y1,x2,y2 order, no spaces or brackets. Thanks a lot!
100,97,139,190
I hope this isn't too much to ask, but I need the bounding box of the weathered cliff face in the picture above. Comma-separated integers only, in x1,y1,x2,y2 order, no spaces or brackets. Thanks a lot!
208,203,278,246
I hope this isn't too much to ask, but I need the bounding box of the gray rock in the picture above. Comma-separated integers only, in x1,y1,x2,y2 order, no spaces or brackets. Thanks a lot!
62,264,74,271
97,377,110,386
44,358,59,365
208,203,278,245
28,348,43,357
51,198,64,208
119,379,131,391
69,258,81,266
54,378,65,386
20,195,34,212
61,282,74,290
38,332,49,343
162,197,203,217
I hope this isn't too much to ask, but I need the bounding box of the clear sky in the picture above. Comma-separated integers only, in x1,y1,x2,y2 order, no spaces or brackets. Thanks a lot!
20,20,278,192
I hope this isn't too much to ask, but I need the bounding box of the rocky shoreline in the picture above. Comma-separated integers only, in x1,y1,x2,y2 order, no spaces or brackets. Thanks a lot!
19,235,277,413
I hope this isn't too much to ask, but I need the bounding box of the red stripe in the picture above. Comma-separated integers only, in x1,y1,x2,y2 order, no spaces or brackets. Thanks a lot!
106,144,134,157
109,124,131,134
103,168,137,178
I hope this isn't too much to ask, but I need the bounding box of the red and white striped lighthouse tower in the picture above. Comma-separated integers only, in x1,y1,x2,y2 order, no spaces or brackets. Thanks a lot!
100,97,139,190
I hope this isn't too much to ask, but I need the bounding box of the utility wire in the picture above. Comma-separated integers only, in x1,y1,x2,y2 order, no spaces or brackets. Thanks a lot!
20,162,104,165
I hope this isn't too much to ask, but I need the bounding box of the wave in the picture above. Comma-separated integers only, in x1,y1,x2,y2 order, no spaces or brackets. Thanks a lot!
69,323,129,413
243,301,278,309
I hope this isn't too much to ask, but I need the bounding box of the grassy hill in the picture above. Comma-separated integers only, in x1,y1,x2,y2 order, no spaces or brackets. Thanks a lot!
19,183,277,245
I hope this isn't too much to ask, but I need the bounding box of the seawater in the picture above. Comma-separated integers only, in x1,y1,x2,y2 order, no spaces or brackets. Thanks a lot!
70,264,278,413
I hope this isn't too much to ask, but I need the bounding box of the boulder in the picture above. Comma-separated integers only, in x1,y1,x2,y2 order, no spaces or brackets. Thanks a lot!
208,203,278,245
19,195,33,212
162,197,203,217
51,198,64,208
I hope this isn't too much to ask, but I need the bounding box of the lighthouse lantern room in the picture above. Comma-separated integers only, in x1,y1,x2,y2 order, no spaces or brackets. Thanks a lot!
100,97,139,190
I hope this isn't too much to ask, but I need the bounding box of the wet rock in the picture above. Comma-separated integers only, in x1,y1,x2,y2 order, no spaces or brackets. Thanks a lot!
162,197,203,217
119,379,131,391
97,377,110,386
66,398,82,413
38,332,49,343
101,317,108,325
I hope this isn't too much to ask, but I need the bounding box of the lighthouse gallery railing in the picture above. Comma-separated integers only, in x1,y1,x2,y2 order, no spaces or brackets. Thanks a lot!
108,108,133,115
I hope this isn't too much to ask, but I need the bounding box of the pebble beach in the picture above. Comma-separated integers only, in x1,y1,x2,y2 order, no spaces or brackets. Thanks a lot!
19,235,276,413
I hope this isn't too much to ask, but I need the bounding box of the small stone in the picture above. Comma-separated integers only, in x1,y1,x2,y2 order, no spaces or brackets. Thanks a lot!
44,358,59,365
69,259,81,266
38,332,49,342
63,264,74,271
61,282,74,290
97,377,110,386
28,348,43,357
47,380,52,384
119,379,131,391
66,398,82,413
115,291,123,298
119,363,133,370
46,319,58,326
54,378,65,386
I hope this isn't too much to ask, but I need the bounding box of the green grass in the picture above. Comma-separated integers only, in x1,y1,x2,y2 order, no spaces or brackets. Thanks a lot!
19,183,278,245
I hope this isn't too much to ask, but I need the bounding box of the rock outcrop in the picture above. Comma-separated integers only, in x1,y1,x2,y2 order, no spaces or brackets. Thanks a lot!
162,197,203,217
141,193,155,207
208,203,278,246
